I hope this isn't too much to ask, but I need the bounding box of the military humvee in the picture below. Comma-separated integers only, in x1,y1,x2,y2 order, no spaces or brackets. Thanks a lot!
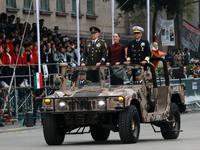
41,57,186,145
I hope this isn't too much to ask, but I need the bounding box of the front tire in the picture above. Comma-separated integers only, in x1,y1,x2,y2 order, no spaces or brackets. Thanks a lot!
119,105,140,143
161,102,180,139
90,125,110,141
43,114,65,145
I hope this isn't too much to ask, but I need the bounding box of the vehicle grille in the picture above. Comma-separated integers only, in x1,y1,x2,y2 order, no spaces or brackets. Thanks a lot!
67,99,96,111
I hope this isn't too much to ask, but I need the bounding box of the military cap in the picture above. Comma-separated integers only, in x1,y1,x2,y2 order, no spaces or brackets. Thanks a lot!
135,69,141,76
132,26,144,33
54,26,59,30
78,71,86,75
16,17,20,20
89,26,101,33
39,19,44,22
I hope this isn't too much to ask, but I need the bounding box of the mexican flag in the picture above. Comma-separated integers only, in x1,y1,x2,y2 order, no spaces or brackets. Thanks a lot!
34,72,43,89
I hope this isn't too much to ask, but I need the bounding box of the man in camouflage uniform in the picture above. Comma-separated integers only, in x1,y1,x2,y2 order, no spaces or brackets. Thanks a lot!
81,26,107,82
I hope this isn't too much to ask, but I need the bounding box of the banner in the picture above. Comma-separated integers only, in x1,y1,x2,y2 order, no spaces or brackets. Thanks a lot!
182,21,200,52
34,72,43,89
161,20,175,46
156,14,164,36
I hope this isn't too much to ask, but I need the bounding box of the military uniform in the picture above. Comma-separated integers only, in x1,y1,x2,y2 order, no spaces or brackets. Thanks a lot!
127,26,151,81
77,80,92,87
81,27,107,66
81,27,107,82
127,26,151,63
82,39,107,65
133,80,143,85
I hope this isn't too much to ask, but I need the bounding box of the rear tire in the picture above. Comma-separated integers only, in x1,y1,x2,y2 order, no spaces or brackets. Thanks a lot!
119,105,140,143
90,125,110,141
161,103,180,139
43,114,65,145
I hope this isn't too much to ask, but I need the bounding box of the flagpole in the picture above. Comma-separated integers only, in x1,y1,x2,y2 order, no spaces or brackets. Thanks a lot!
36,0,41,72
147,0,150,42
111,0,114,44
76,0,80,66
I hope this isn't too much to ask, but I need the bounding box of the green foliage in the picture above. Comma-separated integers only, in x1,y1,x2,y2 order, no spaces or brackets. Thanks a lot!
114,13,123,27
186,65,194,74
166,0,196,19
115,0,196,24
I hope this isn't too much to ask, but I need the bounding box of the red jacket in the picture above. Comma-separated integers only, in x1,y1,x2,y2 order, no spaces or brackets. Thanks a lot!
11,52,21,68
0,53,3,65
2,53,14,65
20,52,28,65
2,42,14,53
25,53,35,68
32,46,38,63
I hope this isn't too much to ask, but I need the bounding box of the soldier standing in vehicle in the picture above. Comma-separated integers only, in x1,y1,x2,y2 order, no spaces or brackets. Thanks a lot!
126,26,151,81
81,26,107,82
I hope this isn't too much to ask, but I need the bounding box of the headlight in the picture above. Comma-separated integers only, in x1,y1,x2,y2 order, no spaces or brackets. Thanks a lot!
97,100,106,109
44,99,51,105
113,96,124,103
118,96,124,101
58,102,67,110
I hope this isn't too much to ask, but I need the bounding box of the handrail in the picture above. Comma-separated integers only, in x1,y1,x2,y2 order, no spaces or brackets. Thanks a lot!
150,57,170,86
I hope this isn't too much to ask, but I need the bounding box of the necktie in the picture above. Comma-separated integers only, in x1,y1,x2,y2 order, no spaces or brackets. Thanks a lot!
80,81,83,86
92,41,95,45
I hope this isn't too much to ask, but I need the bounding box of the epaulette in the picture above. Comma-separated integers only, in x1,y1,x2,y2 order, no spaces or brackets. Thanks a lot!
86,39,92,42
86,80,92,83
100,39,105,42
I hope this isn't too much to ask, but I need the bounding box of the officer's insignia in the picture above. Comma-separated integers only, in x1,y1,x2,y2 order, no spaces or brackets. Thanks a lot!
87,43,91,47
96,43,101,48
141,42,145,46
105,43,107,48
132,45,134,48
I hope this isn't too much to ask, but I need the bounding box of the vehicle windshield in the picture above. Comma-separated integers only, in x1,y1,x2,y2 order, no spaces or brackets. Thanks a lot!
63,65,143,88
65,69,101,88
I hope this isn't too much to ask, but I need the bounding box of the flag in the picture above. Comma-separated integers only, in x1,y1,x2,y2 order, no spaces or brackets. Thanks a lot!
34,72,43,89
151,34,166,68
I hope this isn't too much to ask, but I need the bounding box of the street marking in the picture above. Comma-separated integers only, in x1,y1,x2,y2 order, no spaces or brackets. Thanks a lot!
7,127,32,131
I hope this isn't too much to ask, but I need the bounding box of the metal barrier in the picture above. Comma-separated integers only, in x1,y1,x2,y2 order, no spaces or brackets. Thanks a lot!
0,63,65,125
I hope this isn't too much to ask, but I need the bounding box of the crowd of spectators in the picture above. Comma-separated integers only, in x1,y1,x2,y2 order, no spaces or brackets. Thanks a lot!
0,12,200,88
0,13,85,87
164,48,200,79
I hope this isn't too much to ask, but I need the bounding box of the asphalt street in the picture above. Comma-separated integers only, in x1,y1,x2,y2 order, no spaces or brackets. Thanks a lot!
0,112,200,150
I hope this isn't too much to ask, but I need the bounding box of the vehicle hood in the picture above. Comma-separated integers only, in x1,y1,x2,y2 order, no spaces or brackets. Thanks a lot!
53,86,141,98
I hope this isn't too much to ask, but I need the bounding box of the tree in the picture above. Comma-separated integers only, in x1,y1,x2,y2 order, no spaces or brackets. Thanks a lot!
115,0,197,45
115,0,168,41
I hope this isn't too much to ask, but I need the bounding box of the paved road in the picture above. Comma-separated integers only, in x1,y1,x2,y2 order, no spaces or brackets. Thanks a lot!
0,112,200,150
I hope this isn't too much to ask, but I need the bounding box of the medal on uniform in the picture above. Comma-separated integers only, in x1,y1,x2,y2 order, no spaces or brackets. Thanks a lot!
141,42,145,46
96,43,101,48
87,43,91,47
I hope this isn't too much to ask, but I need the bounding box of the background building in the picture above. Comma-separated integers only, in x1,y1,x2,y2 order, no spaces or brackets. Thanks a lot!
3,0,200,51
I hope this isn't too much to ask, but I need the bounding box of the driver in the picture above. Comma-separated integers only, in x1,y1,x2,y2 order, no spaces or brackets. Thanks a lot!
77,71,91,86
133,69,143,85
